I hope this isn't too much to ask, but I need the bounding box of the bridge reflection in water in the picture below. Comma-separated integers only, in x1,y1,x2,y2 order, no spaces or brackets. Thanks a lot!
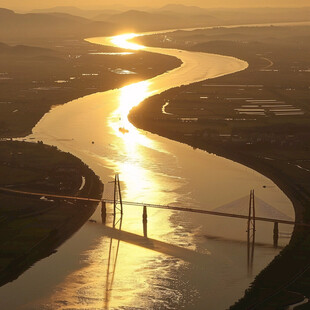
100,187,288,306
0,173,295,293
99,174,294,296
104,214,122,310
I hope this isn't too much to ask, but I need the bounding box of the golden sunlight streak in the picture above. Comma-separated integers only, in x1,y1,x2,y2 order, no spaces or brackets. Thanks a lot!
118,81,152,123
107,33,156,151
109,81,155,150
105,33,175,209
110,33,145,50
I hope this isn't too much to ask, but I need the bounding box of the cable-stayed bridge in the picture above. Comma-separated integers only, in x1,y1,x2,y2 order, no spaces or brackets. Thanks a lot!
0,174,302,279
0,174,300,229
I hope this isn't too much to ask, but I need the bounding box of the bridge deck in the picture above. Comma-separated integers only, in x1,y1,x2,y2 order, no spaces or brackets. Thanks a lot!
0,187,306,227
103,199,299,226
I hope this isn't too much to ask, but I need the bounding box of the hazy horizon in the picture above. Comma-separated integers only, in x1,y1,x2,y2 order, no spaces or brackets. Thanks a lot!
1,0,310,12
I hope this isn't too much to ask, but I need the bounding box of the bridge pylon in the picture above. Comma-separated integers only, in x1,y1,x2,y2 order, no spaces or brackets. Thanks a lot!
247,189,256,276
247,189,256,234
113,174,123,217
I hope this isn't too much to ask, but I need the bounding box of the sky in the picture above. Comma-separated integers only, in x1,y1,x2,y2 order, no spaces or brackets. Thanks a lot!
1,0,309,11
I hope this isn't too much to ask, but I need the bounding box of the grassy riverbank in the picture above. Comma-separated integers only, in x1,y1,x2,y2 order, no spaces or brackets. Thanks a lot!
130,25,310,309
0,140,103,286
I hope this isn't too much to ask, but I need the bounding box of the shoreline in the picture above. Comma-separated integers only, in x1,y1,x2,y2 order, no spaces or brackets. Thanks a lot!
1,23,308,307
129,110,308,308
129,116,302,222
0,141,103,287
0,36,182,291
128,74,310,309
125,25,310,307
0,196,99,287
0,37,181,139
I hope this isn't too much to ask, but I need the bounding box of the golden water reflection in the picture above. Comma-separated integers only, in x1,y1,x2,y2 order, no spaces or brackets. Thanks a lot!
108,34,175,206
34,33,187,310
68,33,285,309
110,33,145,50
19,32,293,310
90,33,184,308
110,80,155,150
107,33,161,153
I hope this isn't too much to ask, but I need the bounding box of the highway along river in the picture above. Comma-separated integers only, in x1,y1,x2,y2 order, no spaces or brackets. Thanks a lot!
0,31,294,309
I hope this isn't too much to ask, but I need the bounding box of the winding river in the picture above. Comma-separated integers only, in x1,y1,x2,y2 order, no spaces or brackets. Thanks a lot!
0,29,295,309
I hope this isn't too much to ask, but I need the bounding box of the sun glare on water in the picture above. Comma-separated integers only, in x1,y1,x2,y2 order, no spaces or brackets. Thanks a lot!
106,33,175,206
109,80,155,151
110,33,145,50
107,34,160,151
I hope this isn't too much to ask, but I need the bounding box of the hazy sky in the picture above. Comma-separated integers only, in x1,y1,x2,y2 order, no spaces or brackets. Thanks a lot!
1,0,309,11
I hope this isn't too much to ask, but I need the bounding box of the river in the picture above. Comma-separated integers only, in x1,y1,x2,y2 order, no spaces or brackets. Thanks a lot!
0,29,294,310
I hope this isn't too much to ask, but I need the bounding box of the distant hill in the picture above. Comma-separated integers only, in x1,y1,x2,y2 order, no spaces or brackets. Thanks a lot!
156,4,208,15
206,7,310,26
0,41,56,56
0,8,117,42
95,9,217,32
32,6,120,19
1,6,309,44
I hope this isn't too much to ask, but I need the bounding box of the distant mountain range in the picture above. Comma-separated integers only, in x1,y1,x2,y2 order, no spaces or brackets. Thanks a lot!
156,4,209,15
0,6,218,42
31,4,209,17
95,9,217,32
0,8,117,42
92,6,310,32
32,6,121,19
0,5,310,44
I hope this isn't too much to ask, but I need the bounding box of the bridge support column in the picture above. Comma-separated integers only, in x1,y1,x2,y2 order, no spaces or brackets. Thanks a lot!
101,201,107,224
113,174,123,216
143,206,148,238
143,206,148,222
273,221,279,248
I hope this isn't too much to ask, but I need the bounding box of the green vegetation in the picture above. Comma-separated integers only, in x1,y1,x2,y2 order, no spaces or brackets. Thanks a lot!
0,140,103,286
131,25,310,309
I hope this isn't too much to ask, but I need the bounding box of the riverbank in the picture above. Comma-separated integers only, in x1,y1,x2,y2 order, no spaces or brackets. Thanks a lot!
127,126,309,308
0,140,103,287
0,33,182,291
0,38,181,138
129,25,310,309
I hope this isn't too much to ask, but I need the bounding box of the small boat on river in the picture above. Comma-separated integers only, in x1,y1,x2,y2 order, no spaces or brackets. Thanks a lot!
119,127,129,134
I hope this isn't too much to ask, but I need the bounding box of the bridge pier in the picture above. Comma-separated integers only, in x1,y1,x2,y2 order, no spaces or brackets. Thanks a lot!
101,201,107,224
273,221,279,248
143,206,148,222
143,206,148,238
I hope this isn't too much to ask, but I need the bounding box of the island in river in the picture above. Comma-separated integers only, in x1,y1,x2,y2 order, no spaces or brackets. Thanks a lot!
131,24,310,309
